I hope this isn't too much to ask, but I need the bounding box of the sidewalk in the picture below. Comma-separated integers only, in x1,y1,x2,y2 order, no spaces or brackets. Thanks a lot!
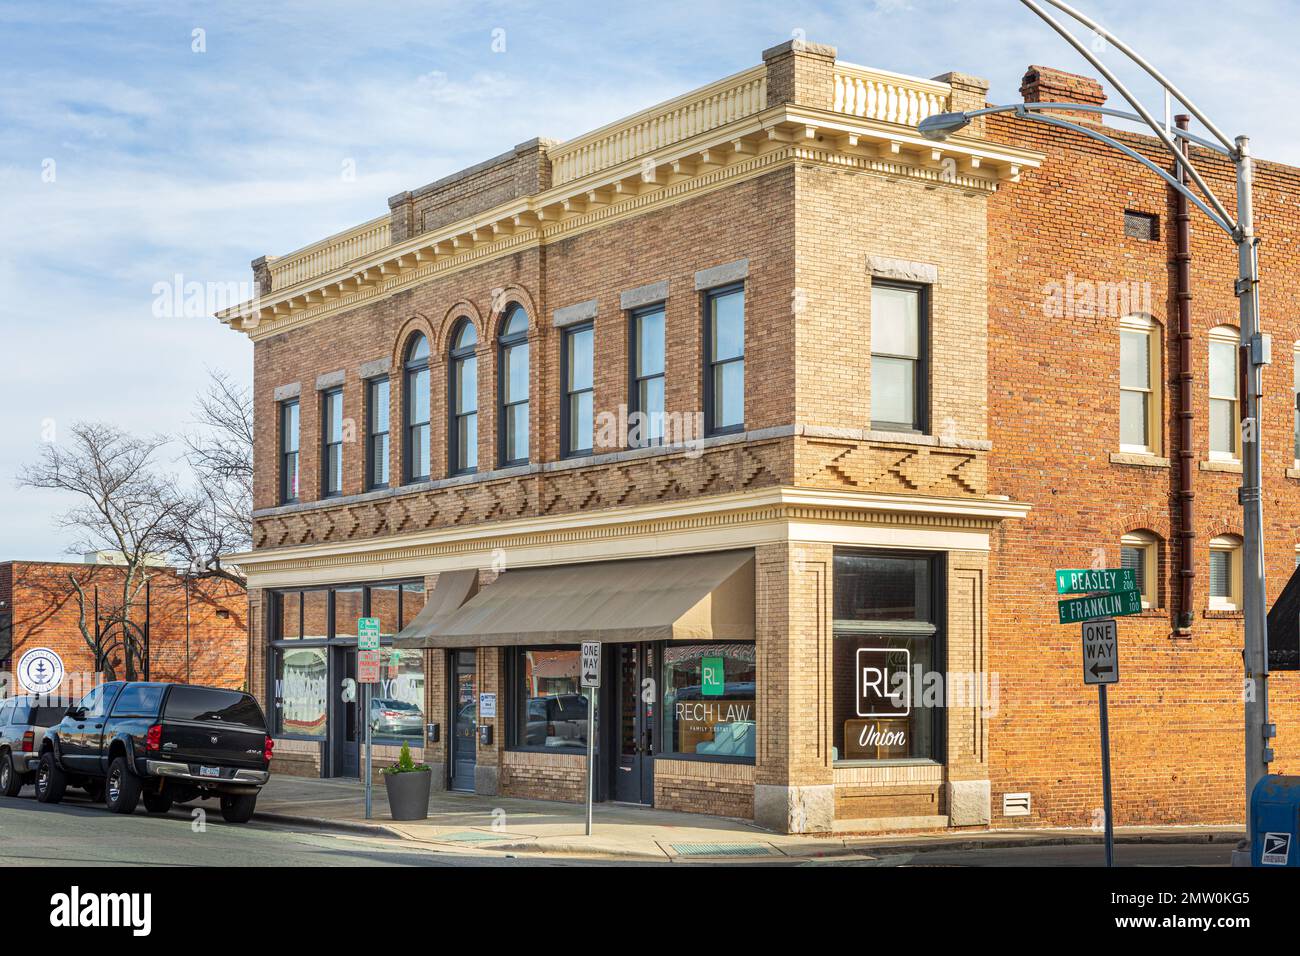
254,776,1244,862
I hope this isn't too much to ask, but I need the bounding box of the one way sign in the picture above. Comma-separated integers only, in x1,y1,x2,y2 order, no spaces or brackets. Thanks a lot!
1081,618,1120,685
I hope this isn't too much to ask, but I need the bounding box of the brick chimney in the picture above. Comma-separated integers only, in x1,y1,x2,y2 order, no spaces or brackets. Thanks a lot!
1020,64,1106,125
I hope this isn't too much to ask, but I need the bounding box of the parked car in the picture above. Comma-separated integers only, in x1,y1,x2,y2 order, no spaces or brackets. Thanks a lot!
369,697,423,737
523,694,588,747
36,681,273,823
0,696,68,796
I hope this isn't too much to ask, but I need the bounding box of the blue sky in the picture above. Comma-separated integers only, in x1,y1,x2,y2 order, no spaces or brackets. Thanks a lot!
2,0,1297,560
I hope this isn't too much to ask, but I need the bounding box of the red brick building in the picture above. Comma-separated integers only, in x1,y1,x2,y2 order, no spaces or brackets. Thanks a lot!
214,41,1298,833
0,559,249,698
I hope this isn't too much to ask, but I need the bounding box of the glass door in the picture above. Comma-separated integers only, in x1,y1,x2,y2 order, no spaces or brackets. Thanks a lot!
331,647,360,778
612,643,655,804
450,650,477,791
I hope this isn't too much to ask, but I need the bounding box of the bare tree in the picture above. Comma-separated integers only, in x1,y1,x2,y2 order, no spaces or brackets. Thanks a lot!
17,422,188,680
166,369,253,586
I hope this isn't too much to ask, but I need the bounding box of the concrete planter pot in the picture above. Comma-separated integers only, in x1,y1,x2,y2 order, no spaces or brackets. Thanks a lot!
383,768,432,821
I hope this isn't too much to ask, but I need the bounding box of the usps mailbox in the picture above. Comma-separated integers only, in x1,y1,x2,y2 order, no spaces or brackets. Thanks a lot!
1251,774,1300,867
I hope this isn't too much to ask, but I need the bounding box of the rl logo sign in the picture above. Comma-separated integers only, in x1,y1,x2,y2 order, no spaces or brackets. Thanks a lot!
856,647,910,717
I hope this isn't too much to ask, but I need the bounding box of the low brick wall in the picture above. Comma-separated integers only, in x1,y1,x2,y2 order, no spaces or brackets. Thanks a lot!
653,758,754,819
500,750,585,802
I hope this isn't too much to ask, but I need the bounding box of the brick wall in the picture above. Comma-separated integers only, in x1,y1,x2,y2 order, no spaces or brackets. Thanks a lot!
3,561,247,692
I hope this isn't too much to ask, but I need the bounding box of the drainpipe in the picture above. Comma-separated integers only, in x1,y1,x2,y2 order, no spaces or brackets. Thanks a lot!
1173,114,1195,634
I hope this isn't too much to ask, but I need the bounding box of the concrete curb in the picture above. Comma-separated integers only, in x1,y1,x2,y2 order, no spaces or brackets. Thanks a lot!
252,808,1243,862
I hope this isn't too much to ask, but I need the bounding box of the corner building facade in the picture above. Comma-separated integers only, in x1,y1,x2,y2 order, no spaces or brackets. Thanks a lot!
220,41,1298,833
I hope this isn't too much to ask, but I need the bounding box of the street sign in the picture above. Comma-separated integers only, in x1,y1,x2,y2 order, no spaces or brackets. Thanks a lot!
1055,568,1138,595
357,617,381,651
1081,618,1120,686
358,650,381,684
581,642,601,688
1058,589,1142,624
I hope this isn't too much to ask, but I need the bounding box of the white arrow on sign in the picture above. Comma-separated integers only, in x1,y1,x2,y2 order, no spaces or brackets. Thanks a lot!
1081,618,1120,685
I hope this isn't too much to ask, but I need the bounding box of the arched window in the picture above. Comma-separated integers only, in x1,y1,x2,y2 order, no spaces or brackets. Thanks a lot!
449,320,478,475
403,333,430,483
1120,531,1159,608
498,306,529,466
1119,314,1160,455
1209,326,1240,460
1209,534,1243,611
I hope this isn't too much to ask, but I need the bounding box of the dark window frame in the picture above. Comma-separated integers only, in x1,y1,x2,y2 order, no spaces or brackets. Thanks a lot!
505,645,589,755
561,321,595,458
366,376,391,491
628,303,667,448
869,279,930,435
831,548,946,768
702,283,745,437
656,639,758,765
402,335,431,484
279,398,300,504
320,386,344,498
497,305,530,467
448,319,479,476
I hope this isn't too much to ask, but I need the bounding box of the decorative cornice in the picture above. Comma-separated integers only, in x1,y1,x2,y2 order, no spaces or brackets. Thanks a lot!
217,104,1043,343
234,485,1030,580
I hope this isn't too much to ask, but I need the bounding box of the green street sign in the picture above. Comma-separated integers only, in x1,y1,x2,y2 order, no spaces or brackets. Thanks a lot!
1055,568,1138,595
1058,590,1143,625
357,617,381,650
701,656,725,697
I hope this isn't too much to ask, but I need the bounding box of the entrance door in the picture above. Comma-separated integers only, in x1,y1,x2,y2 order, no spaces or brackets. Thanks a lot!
332,647,360,777
612,642,654,804
449,650,477,791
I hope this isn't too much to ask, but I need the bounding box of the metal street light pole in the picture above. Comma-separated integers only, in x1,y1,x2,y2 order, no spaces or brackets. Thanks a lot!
920,0,1273,844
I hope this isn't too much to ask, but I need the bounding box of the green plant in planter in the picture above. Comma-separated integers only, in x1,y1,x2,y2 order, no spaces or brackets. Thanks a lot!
382,741,430,775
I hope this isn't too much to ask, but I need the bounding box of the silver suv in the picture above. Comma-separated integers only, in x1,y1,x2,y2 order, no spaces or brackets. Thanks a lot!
0,696,67,796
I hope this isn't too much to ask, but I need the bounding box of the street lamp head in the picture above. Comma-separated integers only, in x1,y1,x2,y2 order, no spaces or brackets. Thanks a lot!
918,111,973,141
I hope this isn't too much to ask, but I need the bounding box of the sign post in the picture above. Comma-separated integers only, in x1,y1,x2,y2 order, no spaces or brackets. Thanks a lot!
358,617,381,819
1081,617,1120,867
581,641,601,837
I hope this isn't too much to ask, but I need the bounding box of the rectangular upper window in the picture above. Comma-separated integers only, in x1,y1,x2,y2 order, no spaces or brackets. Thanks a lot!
705,285,744,435
1120,316,1160,454
1209,327,1240,460
367,377,390,490
870,282,927,433
279,399,300,504
630,304,666,447
563,323,594,456
321,387,344,497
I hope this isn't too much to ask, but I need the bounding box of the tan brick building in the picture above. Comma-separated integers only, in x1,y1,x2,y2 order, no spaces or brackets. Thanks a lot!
0,558,249,698
217,40,1298,833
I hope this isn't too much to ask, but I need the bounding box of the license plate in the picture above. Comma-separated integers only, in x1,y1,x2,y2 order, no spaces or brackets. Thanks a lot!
199,766,221,778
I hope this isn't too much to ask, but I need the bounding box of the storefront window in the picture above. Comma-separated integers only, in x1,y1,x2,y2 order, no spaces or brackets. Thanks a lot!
279,591,301,639
662,643,756,761
274,646,327,738
401,582,426,625
370,584,400,637
833,552,942,763
333,587,364,636
302,590,329,640
513,648,587,751
370,647,424,744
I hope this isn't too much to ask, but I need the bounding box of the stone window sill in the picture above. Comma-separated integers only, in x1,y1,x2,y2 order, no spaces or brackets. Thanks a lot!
1200,459,1243,474
1204,608,1243,620
1109,451,1170,468
1286,466,1300,480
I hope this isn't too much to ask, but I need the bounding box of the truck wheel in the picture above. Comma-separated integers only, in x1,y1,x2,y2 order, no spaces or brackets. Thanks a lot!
219,793,257,823
35,753,66,804
104,757,141,814
142,791,173,814
0,754,22,797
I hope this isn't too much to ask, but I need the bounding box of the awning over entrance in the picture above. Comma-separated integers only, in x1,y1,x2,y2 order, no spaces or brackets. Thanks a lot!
426,550,754,648
392,569,480,649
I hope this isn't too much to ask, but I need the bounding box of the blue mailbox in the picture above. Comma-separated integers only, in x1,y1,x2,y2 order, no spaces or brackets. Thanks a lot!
1251,774,1300,867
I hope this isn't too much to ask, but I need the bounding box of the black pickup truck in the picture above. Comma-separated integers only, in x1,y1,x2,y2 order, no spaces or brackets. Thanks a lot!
36,681,272,823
